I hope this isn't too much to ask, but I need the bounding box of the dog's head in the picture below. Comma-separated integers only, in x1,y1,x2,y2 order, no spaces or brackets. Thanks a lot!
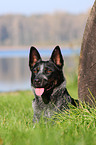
29,46,65,104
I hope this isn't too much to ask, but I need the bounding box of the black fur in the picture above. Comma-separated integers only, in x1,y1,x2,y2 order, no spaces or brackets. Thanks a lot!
29,46,79,122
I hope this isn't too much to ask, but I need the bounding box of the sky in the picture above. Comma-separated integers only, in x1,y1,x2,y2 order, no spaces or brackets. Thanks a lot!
0,0,95,15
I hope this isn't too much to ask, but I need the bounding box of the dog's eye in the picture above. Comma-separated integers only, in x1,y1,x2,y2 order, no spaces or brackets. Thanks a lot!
47,70,52,73
45,68,52,74
33,70,38,74
33,67,39,74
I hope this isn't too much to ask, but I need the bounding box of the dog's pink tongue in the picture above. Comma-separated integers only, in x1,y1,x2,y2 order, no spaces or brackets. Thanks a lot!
35,88,44,96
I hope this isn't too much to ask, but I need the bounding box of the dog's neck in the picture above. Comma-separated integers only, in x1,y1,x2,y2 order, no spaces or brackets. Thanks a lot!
52,80,66,95
50,80,66,102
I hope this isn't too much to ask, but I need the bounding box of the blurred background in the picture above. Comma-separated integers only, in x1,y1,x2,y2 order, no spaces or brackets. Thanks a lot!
0,0,94,92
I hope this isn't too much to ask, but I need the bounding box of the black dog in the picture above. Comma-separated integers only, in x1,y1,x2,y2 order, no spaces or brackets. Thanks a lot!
29,46,78,122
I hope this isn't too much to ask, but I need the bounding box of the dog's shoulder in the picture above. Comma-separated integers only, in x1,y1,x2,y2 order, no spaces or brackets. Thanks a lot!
63,88,79,107
53,86,79,109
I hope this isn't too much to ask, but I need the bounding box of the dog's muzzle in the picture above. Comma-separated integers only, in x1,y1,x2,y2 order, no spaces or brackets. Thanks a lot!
33,75,48,88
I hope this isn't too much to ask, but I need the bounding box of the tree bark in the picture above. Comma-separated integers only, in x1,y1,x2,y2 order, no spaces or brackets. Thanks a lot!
78,0,96,106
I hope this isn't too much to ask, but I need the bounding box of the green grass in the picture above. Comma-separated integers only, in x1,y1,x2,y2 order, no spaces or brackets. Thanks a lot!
0,80,96,145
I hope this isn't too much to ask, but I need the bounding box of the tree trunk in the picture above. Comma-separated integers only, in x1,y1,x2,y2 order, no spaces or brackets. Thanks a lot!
78,0,96,106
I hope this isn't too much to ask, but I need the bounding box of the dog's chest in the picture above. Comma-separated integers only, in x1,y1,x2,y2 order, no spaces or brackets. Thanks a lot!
32,98,58,118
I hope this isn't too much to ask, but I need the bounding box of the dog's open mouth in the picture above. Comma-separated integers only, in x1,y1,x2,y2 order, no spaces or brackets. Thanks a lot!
35,88,44,96
35,82,55,104
35,84,53,97
35,80,55,97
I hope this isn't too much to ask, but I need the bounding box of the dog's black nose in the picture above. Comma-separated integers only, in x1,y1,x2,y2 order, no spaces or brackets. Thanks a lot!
34,78,41,86
33,77,48,87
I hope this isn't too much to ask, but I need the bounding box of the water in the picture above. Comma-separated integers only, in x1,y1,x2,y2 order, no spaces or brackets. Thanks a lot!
0,48,80,92
0,48,80,58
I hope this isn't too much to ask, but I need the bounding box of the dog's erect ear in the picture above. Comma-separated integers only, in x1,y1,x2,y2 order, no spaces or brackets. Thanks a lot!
29,46,41,69
50,46,64,68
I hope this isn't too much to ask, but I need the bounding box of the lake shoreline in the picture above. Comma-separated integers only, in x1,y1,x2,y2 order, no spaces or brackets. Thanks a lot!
0,44,80,51
0,49,80,58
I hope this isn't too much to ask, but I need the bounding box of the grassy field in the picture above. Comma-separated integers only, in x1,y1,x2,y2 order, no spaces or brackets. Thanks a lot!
0,79,96,145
